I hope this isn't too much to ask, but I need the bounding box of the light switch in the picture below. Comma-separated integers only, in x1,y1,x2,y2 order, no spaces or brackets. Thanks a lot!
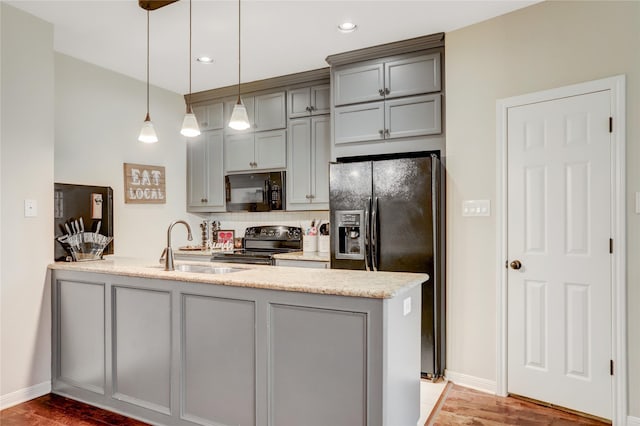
403,297,411,316
24,199,37,217
462,200,491,217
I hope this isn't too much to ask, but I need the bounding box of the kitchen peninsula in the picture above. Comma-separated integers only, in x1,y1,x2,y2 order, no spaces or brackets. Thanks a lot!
49,258,424,426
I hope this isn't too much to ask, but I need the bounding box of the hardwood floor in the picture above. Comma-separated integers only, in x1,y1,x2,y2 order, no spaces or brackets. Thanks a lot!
427,383,611,425
0,394,148,426
1,386,611,425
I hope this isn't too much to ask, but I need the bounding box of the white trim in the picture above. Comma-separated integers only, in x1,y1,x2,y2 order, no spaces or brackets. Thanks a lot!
0,381,51,410
627,415,640,426
444,369,496,394
495,75,627,424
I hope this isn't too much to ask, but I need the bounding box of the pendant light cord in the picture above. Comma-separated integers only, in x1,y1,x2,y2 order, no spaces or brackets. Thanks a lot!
187,0,192,113
237,0,241,103
146,9,150,121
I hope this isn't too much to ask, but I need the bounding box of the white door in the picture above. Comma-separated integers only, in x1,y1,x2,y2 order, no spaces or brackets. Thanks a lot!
507,90,612,419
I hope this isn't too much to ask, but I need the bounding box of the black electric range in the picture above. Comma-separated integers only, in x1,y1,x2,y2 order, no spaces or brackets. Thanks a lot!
210,225,302,265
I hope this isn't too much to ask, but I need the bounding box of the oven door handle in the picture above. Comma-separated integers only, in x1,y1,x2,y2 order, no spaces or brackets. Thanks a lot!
371,197,378,272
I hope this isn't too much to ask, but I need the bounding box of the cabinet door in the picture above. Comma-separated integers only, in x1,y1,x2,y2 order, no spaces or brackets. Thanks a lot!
187,134,208,207
385,94,441,139
311,116,330,206
334,102,385,145
385,53,441,99
254,91,286,131
254,129,286,170
287,118,312,207
193,102,224,131
187,131,225,210
224,96,255,134
225,133,255,172
57,280,105,394
334,62,384,106
310,84,330,115
288,88,311,119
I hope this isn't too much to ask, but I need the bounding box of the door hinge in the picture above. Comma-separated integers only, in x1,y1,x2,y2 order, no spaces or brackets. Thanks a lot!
610,359,614,376
609,238,613,254
609,117,613,133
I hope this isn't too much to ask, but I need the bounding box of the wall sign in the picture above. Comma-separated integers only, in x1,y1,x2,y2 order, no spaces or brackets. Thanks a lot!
123,163,166,204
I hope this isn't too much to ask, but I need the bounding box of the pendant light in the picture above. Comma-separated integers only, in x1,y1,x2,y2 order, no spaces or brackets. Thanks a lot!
228,0,250,131
180,0,200,137
138,10,158,143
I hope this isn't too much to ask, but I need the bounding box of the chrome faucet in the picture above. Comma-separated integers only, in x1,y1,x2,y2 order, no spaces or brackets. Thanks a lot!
160,220,193,271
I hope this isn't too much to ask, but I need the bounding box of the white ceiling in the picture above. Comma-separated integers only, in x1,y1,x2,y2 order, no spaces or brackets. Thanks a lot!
7,0,539,95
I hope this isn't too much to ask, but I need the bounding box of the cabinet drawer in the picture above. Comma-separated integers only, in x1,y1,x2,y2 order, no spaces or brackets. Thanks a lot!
385,94,441,139
334,102,385,145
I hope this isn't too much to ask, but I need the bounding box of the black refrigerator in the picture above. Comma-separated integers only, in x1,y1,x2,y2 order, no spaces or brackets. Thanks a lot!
329,152,445,379
54,183,114,261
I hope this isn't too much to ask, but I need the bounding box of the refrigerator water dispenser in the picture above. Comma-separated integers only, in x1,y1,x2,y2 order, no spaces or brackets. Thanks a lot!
335,210,364,260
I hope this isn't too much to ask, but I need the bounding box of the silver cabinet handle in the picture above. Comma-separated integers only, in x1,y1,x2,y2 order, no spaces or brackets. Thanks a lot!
379,130,384,138
385,88,390,95
305,106,311,112
378,89,385,96
310,106,315,111
384,129,390,137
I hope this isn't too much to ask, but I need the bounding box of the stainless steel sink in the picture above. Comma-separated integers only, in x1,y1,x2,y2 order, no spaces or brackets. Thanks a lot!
174,264,243,274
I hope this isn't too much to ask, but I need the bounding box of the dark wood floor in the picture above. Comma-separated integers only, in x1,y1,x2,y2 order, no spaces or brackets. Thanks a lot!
427,384,610,425
1,386,610,425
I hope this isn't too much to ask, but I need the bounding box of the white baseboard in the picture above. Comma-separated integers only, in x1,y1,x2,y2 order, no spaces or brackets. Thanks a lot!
0,381,51,410
628,415,640,426
444,369,496,394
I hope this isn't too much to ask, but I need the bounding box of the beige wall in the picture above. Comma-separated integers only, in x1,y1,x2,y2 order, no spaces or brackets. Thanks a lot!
55,54,201,259
0,3,54,402
445,0,639,417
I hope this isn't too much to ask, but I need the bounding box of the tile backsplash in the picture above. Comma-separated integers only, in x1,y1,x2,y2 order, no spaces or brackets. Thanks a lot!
192,210,330,237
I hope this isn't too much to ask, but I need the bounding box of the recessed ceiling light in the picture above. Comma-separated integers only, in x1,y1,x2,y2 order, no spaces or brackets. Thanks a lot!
338,22,357,33
196,56,214,64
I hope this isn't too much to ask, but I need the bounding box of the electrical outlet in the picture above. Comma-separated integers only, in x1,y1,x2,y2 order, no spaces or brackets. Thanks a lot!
403,297,411,316
462,200,491,217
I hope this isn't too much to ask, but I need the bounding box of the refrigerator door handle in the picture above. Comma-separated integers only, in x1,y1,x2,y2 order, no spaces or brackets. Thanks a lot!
364,198,371,271
371,197,379,271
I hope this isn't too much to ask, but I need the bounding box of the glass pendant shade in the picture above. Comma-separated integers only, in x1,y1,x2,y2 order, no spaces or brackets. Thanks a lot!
228,99,250,130
180,112,201,137
138,115,158,143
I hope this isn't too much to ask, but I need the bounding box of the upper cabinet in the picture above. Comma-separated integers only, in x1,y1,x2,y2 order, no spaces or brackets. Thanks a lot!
223,91,286,134
187,130,225,212
225,130,287,173
333,53,440,106
326,34,445,159
192,103,224,131
288,85,330,118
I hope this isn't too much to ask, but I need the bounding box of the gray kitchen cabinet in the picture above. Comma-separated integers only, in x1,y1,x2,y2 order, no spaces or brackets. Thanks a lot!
224,91,285,134
270,304,367,425
187,130,225,212
225,129,286,173
112,286,171,415
288,85,330,118
55,279,105,395
274,258,330,269
182,294,256,426
192,102,224,131
287,116,330,210
334,94,441,145
333,53,440,106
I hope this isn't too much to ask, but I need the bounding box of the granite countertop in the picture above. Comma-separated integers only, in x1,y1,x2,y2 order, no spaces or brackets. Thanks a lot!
48,256,426,299
272,251,330,262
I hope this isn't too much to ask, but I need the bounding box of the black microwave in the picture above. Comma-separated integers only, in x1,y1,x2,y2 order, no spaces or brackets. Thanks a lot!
225,171,285,212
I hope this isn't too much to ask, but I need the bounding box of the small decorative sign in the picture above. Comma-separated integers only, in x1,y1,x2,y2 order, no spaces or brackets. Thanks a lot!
216,230,235,244
123,163,166,204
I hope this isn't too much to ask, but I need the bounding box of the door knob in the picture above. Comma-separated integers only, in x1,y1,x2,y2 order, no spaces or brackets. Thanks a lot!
510,260,522,270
